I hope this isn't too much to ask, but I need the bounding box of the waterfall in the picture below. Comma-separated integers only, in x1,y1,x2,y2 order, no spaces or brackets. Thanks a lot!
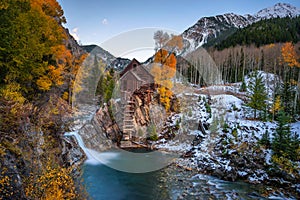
64,131,100,165
65,131,85,148
64,131,119,165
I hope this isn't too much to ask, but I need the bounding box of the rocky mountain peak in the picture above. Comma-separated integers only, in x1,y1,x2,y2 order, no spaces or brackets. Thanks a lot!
181,13,252,53
181,3,300,54
254,3,300,20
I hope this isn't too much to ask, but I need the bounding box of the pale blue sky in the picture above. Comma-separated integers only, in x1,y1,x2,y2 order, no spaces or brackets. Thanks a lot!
58,0,300,60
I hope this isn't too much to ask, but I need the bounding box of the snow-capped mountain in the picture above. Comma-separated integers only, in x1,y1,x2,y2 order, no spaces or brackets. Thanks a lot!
182,3,300,54
182,13,253,53
254,3,300,21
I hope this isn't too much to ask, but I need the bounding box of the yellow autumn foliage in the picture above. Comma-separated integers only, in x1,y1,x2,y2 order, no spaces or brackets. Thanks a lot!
37,75,52,91
48,65,64,86
25,162,78,200
62,91,69,101
0,83,25,104
272,155,299,175
271,96,282,116
166,35,184,52
0,173,12,199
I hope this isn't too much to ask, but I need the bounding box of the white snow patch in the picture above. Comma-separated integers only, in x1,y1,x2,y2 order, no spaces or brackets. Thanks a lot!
156,141,192,152
291,121,300,138
265,149,272,165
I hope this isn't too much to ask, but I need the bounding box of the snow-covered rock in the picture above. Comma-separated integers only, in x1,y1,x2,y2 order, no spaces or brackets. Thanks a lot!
254,3,300,21
182,13,252,54
155,73,299,198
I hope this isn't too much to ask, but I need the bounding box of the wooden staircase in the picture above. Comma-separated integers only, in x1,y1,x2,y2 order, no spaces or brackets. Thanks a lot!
122,100,135,141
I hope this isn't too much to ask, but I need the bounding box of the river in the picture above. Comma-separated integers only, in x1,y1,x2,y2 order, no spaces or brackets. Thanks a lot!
69,105,271,199
81,151,269,200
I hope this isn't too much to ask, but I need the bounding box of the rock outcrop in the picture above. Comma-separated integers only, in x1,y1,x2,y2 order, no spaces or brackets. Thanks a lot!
78,84,181,149
78,105,120,152
61,135,86,167
129,86,180,140
0,149,26,199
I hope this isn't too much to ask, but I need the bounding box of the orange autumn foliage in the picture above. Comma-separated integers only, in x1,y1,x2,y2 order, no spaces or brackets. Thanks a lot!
281,42,300,68
166,35,184,53
31,0,87,94
30,0,66,23
151,49,177,111
154,49,177,67
153,49,177,79
37,64,64,91
51,44,72,64
28,0,75,92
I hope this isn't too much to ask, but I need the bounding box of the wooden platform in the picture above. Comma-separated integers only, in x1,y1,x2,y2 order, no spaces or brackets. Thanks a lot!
119,140,149,149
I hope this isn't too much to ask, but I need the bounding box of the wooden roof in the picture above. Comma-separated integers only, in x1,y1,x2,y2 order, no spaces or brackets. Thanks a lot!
120,58,141,77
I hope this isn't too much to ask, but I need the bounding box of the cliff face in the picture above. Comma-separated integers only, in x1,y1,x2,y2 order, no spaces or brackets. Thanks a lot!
61,135,86,167
1,148,26,199
64,28,86,57
0,92,87,199
79,105,120,152
0,25,87,198
0,136,86,199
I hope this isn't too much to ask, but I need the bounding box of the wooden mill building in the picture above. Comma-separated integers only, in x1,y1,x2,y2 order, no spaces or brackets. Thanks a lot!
119,58,154,102
118,59,154,143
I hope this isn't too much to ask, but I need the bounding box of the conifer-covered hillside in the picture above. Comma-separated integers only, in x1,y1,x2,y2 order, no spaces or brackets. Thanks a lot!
213,16,300,50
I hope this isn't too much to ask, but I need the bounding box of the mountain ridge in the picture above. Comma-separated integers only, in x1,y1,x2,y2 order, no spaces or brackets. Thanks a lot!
86,3,300,69
81,44,132,71
181,3,300,54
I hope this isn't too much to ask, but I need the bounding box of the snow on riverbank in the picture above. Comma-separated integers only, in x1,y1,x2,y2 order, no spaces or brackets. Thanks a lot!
155,72,299,199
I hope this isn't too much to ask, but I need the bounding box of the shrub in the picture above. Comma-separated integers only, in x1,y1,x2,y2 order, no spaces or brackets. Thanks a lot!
147,123,158,141
232,104,238,111
222,122,230,133
175,119,180,129
231,128,238,139
149,133,158,141
205,102,211,114
25,162,78,200
259,130,271,148
240,79,247,92
271,155,299,175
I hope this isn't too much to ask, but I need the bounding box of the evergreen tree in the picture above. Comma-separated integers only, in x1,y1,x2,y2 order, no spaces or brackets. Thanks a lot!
105,68,115,103
240,79,247,92
281,81,295,116
215,16,300,50
272,110,299,161
96,68,115,104
259,130,271,148
247,71,268,119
